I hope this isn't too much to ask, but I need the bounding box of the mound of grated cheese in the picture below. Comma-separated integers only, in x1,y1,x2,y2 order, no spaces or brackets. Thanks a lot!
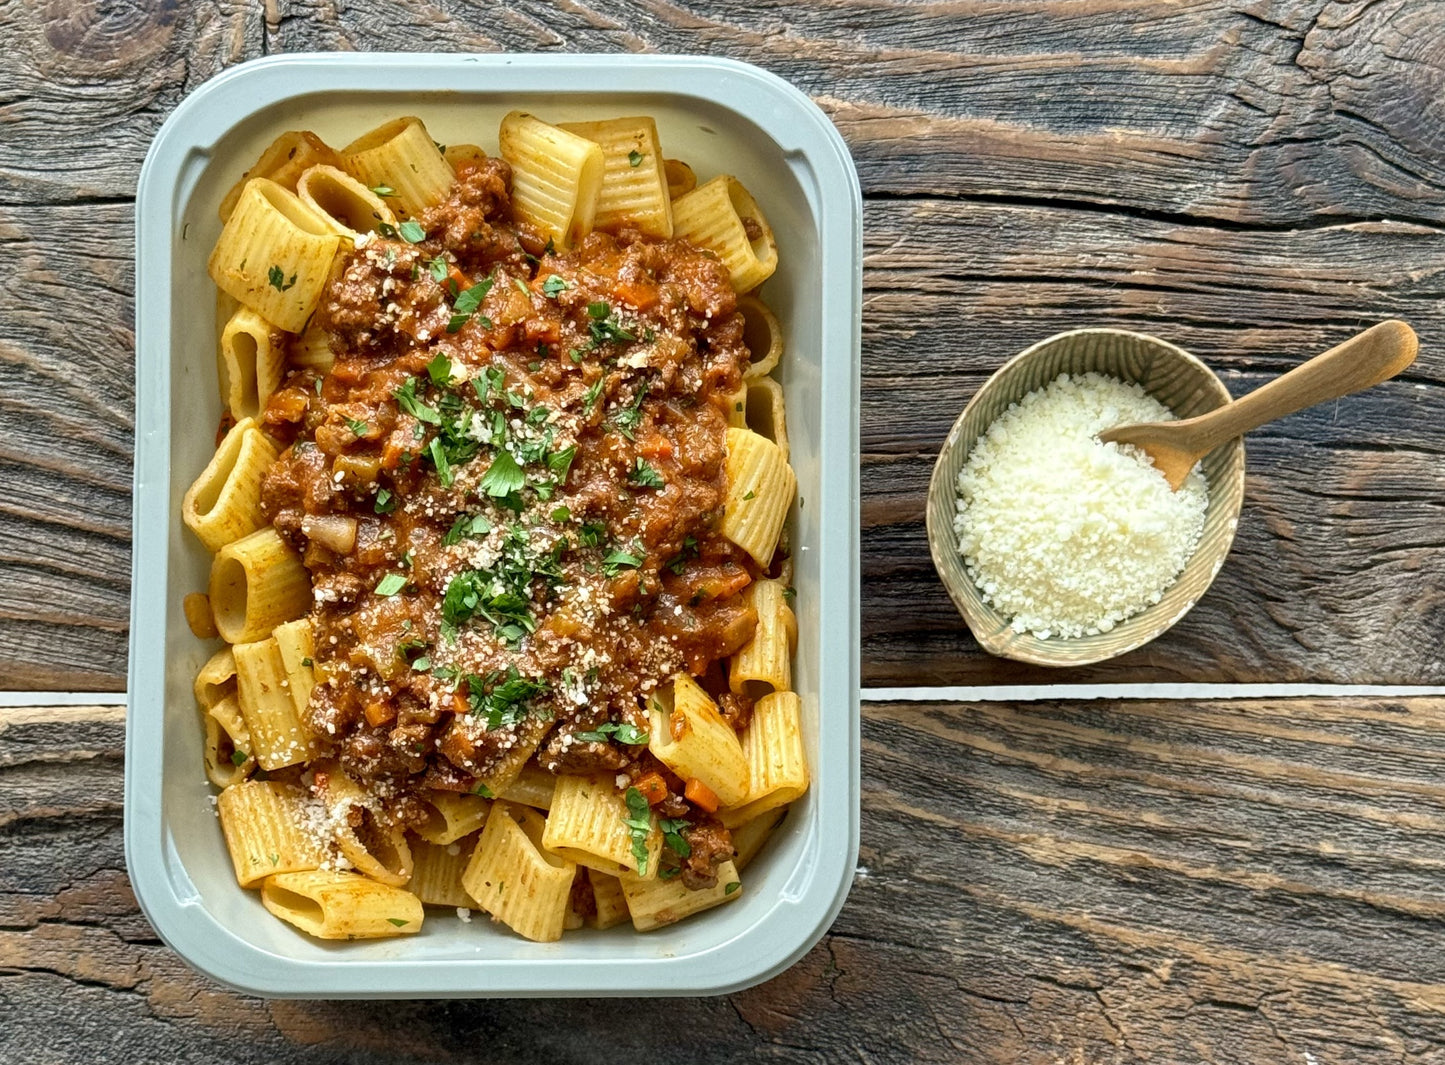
952,372,1208,639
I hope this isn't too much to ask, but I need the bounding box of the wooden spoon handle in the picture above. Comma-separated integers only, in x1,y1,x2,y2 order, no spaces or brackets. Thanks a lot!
1179,320,1418,453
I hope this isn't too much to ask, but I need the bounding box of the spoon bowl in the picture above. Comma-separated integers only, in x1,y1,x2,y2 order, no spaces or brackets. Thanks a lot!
926,328,1246,668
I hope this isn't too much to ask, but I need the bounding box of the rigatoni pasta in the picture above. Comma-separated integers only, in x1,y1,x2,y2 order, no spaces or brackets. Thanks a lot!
187,107,807,945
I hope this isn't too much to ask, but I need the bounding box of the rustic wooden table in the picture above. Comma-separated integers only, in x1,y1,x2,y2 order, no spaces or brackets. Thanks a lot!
4,1,1445,1061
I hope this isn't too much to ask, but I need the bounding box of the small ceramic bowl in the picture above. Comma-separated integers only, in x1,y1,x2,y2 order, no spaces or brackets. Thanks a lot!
926,328,1247,668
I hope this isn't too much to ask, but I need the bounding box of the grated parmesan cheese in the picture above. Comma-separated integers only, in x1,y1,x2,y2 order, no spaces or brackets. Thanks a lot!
952,372,1208,639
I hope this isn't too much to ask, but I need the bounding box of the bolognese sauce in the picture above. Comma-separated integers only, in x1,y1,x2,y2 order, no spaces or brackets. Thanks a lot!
257,157,761,887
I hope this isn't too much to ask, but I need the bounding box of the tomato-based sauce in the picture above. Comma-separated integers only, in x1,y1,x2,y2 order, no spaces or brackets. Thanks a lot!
258,159,758,885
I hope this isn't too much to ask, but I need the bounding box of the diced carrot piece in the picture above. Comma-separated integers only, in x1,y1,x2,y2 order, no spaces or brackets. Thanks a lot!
448,264,474,291
452,691,471,716
614,278,659,310
638,433,673,461
364,701,396,728
684,777,720,813
632,772,669,806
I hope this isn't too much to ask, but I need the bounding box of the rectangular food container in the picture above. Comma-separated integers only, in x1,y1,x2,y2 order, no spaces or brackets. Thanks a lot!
127,52,861,997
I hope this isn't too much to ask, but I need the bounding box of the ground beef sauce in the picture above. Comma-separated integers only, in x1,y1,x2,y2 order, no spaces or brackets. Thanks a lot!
260,158,756,888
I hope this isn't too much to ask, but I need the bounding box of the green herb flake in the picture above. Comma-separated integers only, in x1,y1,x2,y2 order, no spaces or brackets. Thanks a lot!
267,264,297,292
622,787,653,876
573,721,650,746
629,458,664,489
428,437,454,487
301,657,313,667
398,219,427,243
386,917,410,927
658,817,691,858
230,749,248,767
479,450,525,498
375,573,407,596
346,417,368,436
742,489,756,501
628,149,643,167
427,352,453,385
411,656,432,672
428,257,450,283
579,521,607,548
374,488,396,514
724,881,741,896
472,783,495,798
546,445,577,481
444,512,493,546
602,545,643,577
542,274,569,299
394,377,441,425
370,184,396,197
583,378,605,413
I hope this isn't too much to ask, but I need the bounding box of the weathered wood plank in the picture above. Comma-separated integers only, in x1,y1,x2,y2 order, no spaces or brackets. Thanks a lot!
7,187,1445,687
6,699,1445,1062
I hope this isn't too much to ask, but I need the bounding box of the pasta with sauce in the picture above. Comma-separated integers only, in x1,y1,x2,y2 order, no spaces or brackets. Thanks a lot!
184,110,805,943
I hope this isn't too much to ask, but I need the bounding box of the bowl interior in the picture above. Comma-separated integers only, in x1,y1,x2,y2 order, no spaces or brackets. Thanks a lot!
926,328,1246,668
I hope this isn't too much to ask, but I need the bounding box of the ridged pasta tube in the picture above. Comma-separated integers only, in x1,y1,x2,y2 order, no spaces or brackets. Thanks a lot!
203,693,255,789
216,779,329,887
541,773,661,879
587,869,630,930
413,791,492,845
648,674,750,808
209,527,310,644
182,416,277,553
464,803,576,943
341,116,454,220
498,111,605,251
297,163,398,238
671,175,778,293
558,117,673,238
218,130,341,222
721,427,796,568
619,859,743,931
407,835,478,909
208,178,341,332
233,636,317,771
739,295,784,380
313,760,414,887
729,579,796,699
261,870,424,940
218,307,287,420
720,691,809,828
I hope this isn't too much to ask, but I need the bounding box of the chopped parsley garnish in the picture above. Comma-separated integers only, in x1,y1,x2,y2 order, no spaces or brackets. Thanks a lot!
658,817,691,858
267,265,297,292
465,667,549,730
444,512,492,546
546,445,577,481
578,521,607,547
783,585,797,601
629,458,664,489
611,381,649,439
411,656,432,672
472,782,495,798
587,301,636,346
724,881,741,895
398,219,427,243
428,256,450,283
374,488,396,514
427,352,453,385
541,274,568,298
573,721,649,745
479,450,525,498
394,377,441,424
301,657,313,667
583,378,605,413
742,489,756,500
386,917,410,927
666,534,699,575
448,274,496,333
628,149,644,167
602,545,643,577
622,787,653,876
375,572,407,596
370,184,396,197
230,749,248,767
427,437,454,487
514,277,531,297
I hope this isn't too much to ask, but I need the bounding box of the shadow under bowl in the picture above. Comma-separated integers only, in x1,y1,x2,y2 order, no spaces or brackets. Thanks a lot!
925,327,1247,668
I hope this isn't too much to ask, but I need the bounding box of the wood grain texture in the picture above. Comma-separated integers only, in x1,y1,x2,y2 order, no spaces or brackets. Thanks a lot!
8,699,1445,1062
3,1,1444,684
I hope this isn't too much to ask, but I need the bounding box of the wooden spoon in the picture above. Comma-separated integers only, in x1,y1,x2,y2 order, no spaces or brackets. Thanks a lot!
1099,320,1419,490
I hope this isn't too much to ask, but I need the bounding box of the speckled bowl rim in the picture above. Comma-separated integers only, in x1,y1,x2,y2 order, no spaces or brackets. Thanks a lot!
925,327,1247,668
